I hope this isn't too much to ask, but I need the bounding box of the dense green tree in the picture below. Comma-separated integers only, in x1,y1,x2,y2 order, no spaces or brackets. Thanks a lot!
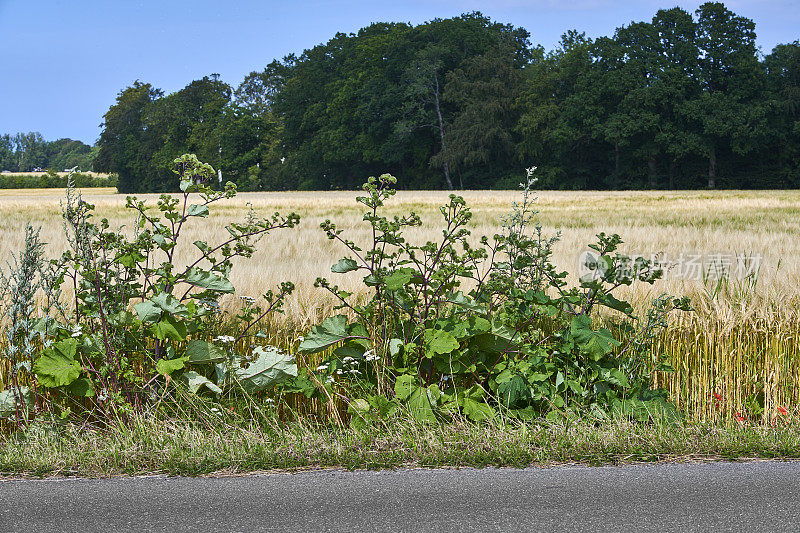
517,31,601,188
90,5,799,192
434,44,525,188
142,75,231,191
684,2,765,188
46,138,95,171
764,41,800,185
650,7,701,189
95,81,163,192
13,132,48,172
0,134,15,172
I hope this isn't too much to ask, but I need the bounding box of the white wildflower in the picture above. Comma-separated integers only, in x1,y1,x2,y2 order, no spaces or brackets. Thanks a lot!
70,324,83,338
214,335,235,344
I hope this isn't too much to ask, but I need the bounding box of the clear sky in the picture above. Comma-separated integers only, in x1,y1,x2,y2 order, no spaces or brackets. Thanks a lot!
1,0,798,145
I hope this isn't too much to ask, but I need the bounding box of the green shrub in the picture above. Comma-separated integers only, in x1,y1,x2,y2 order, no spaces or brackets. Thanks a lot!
0,154,298,426
294,169,690,425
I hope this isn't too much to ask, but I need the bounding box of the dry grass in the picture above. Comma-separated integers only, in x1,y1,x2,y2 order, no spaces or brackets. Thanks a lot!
0,187,798,420
0,188,795,321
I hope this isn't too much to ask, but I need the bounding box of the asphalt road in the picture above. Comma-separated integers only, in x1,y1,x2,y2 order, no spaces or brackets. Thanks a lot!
1,462,799,532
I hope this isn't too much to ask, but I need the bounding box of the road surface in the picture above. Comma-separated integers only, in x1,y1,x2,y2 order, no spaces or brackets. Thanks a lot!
1,461,799,532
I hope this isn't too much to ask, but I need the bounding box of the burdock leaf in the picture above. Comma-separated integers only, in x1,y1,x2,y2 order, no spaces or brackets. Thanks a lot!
234,346,297,392
156,356,188,376
187,204,209,218
184,268,235,293
0,387,32,417
331,258,359,273
181,371,222,394
424,329,459,357
186,340,226,364
299,315,362,354
32,339,81,388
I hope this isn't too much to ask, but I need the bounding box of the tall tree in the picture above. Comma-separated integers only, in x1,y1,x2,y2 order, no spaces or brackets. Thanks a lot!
434,44,524,188
764,41,800,185
0,134,15,172
397,44,455,189
688,2,763,188
13,132,47,171
95,81,162,193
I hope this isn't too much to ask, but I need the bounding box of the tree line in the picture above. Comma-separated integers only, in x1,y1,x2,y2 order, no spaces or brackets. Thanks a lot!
89,3,799,191
0,133,96,173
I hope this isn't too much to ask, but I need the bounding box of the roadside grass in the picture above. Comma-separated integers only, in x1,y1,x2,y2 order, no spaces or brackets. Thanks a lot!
2,412,799,478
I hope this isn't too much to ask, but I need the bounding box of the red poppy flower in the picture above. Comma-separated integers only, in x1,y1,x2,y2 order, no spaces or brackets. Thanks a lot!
735,412,746,422
777,406,789,416
713,392,722,402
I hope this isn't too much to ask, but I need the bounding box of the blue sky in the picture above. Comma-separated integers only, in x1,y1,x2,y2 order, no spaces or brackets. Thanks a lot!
1,0,798,145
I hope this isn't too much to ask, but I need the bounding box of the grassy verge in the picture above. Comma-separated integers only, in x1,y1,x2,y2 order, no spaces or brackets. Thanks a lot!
2,413,799,478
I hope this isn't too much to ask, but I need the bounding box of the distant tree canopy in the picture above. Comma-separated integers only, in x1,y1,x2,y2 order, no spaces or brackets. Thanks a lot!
94,3,800,191
0,133,96,173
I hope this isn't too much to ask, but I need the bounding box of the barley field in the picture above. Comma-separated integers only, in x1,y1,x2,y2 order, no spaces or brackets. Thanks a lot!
1,187,799,420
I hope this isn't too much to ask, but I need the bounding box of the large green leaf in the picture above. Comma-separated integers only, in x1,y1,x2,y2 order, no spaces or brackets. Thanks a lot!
181,370,222,394
156,356,188,376
67,377,95,397
435,316,491,340
133,300,161,323
32,339,81,388
187,204,209,218
186,340,226,364
299,315,369,354
408,386,436,423
597,292,634,317
333,342,367,359
151,317,187,342
498,375,532,409
394,374,415,401
447,291,487,313
299,315,347,353
384,268,418,290
424,329,459,357
570,315,620,359
462,396,495,422
184,268,234,293
389,338,404,358
471,321,521,354
234,346,297,393
0,387,32,418
134,292,189,323
331,258,359,273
